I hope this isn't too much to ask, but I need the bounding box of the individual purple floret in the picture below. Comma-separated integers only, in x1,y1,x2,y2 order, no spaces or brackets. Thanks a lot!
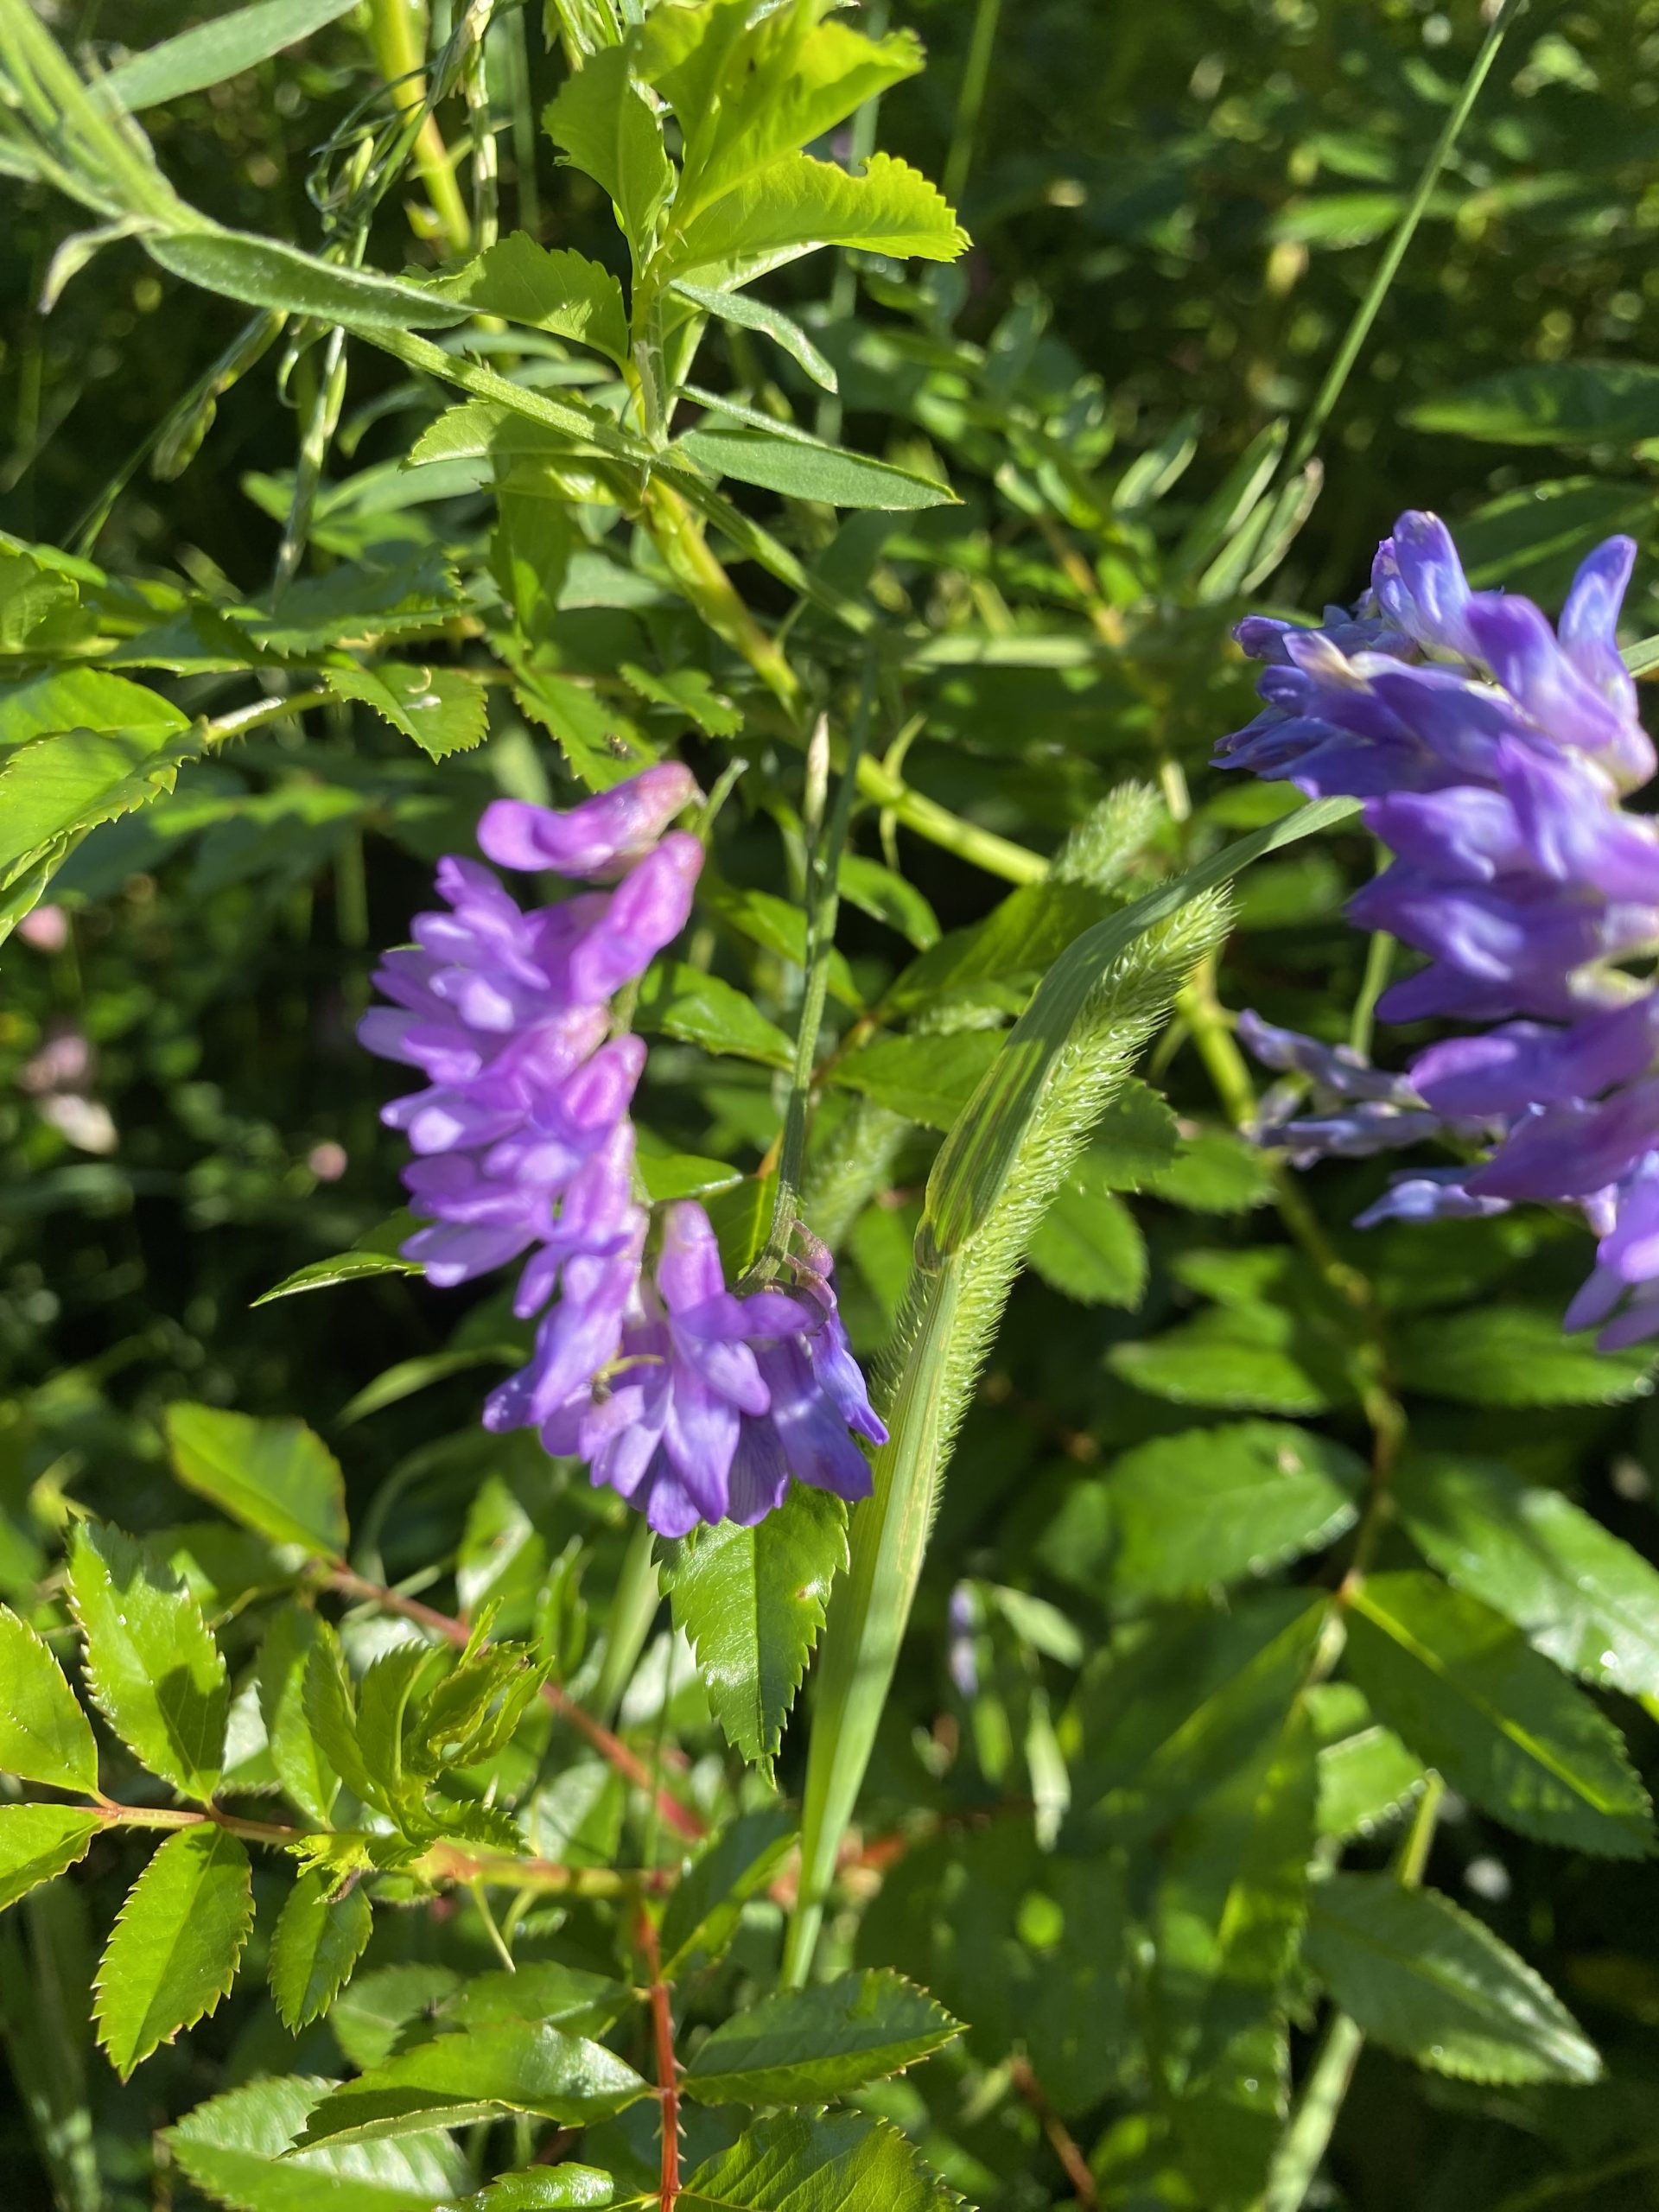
1221,511,1659,1351
359,768,887,1533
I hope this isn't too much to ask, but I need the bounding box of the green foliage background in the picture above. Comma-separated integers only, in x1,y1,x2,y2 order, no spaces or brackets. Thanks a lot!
3,2,1659,2209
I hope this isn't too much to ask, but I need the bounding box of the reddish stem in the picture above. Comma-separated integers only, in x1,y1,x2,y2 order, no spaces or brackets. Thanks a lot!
326,1567,707,1840
1009,2056,1098,2209
637,1906,681,2210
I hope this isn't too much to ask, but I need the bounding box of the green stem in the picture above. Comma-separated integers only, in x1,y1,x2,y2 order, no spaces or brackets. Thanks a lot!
1349,927,1395,1058
1284,0,1528,475
367,0,474,256
854,750,1045,886
760,663,877,1273
640,477,804,717
1261,1776,1443,2212
592,1516,662,1729
817,0,889,444
943,0,1003,207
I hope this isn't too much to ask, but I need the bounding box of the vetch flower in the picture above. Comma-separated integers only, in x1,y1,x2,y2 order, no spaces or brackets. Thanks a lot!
360,768,887,1532
1219,512,1659,1351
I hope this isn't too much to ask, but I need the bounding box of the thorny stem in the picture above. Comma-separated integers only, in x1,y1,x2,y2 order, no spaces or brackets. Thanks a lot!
1008,2058,1097,2209
637,1907,682,2211
326,1566,707,1840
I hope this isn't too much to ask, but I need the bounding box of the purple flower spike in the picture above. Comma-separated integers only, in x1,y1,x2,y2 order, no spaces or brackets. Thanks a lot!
1223,512,1659,1357
360,768,889,1535
478,762,698,880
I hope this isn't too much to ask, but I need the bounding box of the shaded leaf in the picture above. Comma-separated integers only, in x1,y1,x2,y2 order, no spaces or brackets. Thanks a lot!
93,1826,252,2079
659,1807,797,1980
1395,1306,1655,1407
636,961,794,1069
1344,1571,1653,1856
295,2022,649,2147
828,1030,1001,1131
1306,1872,1602,2083
671,278,837,393
1028,1165,1147,1308
165,2075,467,2212
0,1804,102,1913
1405,359,1659,448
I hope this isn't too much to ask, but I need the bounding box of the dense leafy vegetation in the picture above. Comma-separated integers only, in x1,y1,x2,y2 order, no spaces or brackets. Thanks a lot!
4,2,1659,2208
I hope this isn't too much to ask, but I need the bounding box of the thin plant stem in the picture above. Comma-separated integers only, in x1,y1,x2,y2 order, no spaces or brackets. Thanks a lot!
636,1906,681,2212
1284,0,1529,477
943,0,1003,208
817,0,888,444
1262,1775,1444,2212
760,658,878,1274
468,1880,516,1971
591,1515,662,1727
1349,927,1395,1058
367,0,474,255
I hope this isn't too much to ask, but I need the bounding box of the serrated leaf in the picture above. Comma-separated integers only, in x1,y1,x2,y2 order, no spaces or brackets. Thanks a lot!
828,1030,1002,1131
659,1807,797,1980
295,2022,649,2147
667,151,967,284
677,2110,963,2212
884,880,1116,1017
333,1964,462,2073
236,557,464,655
0,546,77,650
1028,1166,1147,1308
166,2075,467,2212
635,961,794,1068
327,664,489,762
99,0,358,108
1307,1687,1427,1841
269,1871,372,2031
1395,1305,1655,1406
164,1402,348,1560
663,1485,848,1777
1395,1453,1659,1696
67,1520,228,1805
0,664,188,748
618,659,742,738
425,235,628,365
1109,1303,1343,1415
683,1969,960,2105
671,279,837,393
442,1961,630,2037
93,1825,251,2078
1079,1421,1363,1598
1344,1571,1653,1856
0,1804,102,1911
0,1605,98,1793
252,1243,424,1306
514,669,659,791
303,1622,380,1809
543,48,672,254
0,724,200,892
1306,1873,1602,2083
258,1606,340,1825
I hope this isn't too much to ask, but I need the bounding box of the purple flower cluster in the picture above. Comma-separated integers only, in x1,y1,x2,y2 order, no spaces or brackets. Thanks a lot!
1218,512,1659,1349
359,766,884,1533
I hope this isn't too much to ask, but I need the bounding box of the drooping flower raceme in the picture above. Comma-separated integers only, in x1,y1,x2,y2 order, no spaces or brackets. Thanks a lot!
359,766,885,1532
1217,512,1659,1349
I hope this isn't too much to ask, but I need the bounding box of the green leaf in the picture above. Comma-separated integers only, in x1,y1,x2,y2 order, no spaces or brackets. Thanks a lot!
1089,1421,1363,1598
269,1872,372,2032
251,1236,424,1306
1454,476,1656,602
1344,1572,1653,1856
1027,1163,1147,1308
1306,1873,1602,2083
235,556,465,653
425,235,629,365
332,1964,461,2072
0,546,77,651
0,665,188,748
667,151,967,283
663,1485,849,1779
635,961,794,1068
618,660,742,739
1395,1453,1659,1696
1404,359,1659,447
678,417,953,512
514,669,659,791
886,880,1115,1016
837,855,938,950
146,228,467,332
671,278,837,392
634,1141,741,1204
1109,1302,1343,1415
659,1807,797,1980
828,1030,1002,1131
164,1402,348,1561
0,724,200,892
166,2075,467,2212
1395,1305,1656,1406
1143,1126,1275,1214
543,48,673,256
99,0,359,109
326,664,489,762
677,2111,962,2212
294,2023,649,2147
93,1825,252,2079
259,1605,340,1826
302,1622,380,1810
442,1961,629,2038
0,1805,102,1912
702,877,859,1006
67,1520,228,1805
683,1968,960,2105
1307,1687,1426,1842
454,2172,614,2212
0,1605,98,1793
